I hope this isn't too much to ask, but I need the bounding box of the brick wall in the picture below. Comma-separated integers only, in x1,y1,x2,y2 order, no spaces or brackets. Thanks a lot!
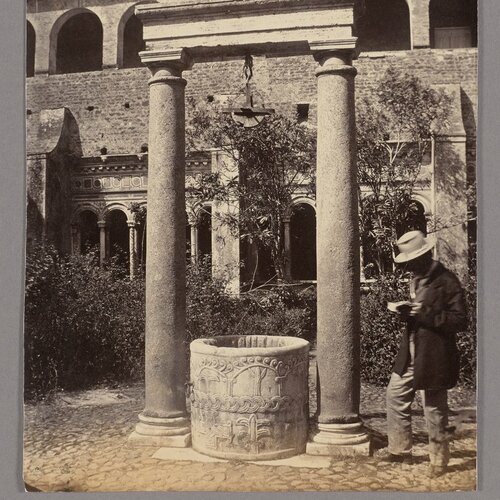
26,48,478,158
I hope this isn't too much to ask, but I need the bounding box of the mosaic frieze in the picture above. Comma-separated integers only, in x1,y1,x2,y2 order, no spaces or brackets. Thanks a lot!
72,174,147,192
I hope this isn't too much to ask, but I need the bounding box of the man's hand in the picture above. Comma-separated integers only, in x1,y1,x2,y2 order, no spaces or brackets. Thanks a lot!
409,302,424,316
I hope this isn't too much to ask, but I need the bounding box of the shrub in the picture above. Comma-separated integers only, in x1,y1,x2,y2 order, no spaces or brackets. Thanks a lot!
457,274,477,387
236,306,310,338
25,251,316,400
360,274,407,386
236,285,315,340
185,256,240,344
185,258,316,342
24,244,145,401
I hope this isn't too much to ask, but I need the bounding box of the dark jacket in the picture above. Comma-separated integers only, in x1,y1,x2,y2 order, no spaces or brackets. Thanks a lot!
393,261,467,390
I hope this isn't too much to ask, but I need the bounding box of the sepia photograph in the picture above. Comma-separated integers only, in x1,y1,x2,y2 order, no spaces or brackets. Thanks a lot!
23,0,478,493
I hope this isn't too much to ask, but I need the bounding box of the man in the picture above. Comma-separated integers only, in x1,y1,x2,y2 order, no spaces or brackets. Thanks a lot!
385,230,467,478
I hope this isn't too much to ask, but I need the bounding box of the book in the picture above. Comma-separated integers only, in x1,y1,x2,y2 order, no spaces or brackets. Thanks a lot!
387,301,414,313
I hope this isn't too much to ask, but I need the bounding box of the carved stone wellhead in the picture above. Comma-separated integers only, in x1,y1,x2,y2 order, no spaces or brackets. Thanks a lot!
190,335,310,460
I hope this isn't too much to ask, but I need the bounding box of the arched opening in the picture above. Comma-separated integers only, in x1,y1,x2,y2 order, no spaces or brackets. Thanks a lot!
106,210,129,267
79,210,99,254
27,21,36,77
197,206,212,260
55,11,103,74
430,0,477,48
121,14,145,68
355,0,411,52
290,203,317,281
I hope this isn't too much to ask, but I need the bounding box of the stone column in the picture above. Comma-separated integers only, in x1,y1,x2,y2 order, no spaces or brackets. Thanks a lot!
129,55,191,447
306,47,370,456
190,225,198,263
128,221,137,278
134,224,139,260
105,228,110,259
71,224,80,255
98,221,106,266
283,217,292,281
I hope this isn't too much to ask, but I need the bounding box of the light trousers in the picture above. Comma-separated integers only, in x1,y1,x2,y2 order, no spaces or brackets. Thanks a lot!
386,336,450,466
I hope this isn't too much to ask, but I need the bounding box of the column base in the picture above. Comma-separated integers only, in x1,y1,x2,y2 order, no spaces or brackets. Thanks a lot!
128,413,191,448
306,422,371,457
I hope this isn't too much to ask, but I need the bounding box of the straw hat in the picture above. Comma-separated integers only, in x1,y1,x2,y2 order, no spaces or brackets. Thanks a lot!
394,230,435,264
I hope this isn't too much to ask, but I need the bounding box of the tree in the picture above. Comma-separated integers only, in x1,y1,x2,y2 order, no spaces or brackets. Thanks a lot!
186,99,316,285
357,68,451,276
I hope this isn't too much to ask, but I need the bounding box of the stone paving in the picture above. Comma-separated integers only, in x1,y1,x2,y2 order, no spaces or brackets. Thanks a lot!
24,361,476,493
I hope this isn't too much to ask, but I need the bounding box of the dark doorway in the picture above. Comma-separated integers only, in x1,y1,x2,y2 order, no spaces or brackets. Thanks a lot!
56,12,103,74
79,210,99,254
430,0,477,48
291,203,317,281
107,210,129,267
27,22,36,77
355,0,411,52
137,218,146,272
198,207,212,259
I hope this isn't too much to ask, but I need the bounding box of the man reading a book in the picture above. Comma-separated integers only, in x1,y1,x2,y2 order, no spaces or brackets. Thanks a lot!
385,231,467,478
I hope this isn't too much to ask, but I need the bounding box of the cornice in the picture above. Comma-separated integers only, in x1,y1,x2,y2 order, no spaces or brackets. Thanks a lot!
75,153,212,175
136,0,355,21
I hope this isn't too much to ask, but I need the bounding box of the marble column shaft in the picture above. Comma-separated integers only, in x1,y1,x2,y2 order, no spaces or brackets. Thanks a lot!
144,65,188,417
128,221,137,278
307,50,369,455
71,224,80,255
190,225,198,263
105,228,110,259
98,221,106,266
316,51,360,423
283,218,292,281
130,64,190,446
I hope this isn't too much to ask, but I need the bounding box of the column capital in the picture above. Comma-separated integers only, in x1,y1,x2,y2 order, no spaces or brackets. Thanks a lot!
311,40,358,78
140,48,192,75
310,38,359,62
97,220,106,229
130,42,190,446
127,221,137,228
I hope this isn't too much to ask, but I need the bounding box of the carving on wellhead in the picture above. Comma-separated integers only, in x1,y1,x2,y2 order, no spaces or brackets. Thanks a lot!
190,337,309,459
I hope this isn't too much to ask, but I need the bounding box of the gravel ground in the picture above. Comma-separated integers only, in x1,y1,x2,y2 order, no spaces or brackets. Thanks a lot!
24,356,476,493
